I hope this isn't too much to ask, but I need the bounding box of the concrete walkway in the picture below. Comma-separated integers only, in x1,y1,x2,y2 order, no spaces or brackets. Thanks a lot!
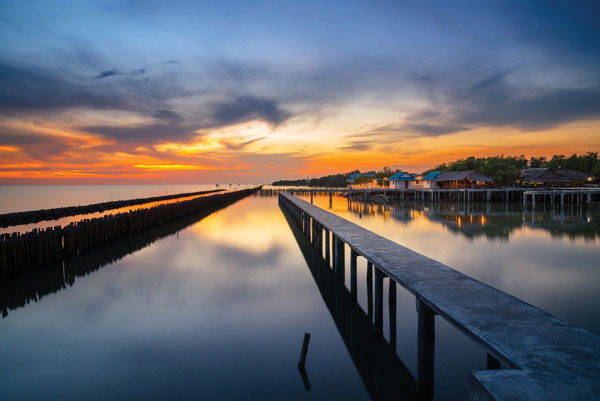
279,192,600,401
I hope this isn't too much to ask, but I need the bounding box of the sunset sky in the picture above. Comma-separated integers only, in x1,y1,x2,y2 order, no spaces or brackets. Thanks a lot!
1,0,599,183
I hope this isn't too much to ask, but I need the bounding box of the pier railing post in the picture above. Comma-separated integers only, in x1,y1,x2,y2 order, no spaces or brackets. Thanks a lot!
417,299,435,400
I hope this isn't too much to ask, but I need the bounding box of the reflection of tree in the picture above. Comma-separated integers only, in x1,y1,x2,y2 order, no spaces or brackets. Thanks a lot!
0,199,240,318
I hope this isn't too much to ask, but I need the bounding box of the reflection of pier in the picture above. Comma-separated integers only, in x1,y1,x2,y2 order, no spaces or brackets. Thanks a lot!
0,198,241,318
279,192,600,401
282,208,417,401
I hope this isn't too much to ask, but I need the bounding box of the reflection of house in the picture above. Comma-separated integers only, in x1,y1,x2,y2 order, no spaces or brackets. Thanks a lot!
410,171,441,189
348,173,377,188
388,171,415,189
411,171,492,189
518,168,569,186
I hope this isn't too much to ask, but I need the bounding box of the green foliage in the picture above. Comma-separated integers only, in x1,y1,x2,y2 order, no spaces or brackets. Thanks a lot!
353,175,374,185
542,152,599,173
423,155,528,185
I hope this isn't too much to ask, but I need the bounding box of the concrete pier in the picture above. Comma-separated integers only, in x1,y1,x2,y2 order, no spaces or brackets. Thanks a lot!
279,191,600,401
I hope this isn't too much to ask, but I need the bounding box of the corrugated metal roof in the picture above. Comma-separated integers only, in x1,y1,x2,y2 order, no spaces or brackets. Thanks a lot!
388,172,415,181
421,171,442,181
520,168,569,183
555,169,594,180
436,171,492,182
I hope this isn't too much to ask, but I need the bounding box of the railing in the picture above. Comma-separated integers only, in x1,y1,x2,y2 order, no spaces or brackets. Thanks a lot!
278,191,600,401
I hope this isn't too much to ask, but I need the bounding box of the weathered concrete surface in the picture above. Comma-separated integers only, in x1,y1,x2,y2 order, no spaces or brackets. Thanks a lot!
279,192,600,401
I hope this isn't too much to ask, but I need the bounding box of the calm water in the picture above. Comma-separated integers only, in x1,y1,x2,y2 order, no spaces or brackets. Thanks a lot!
1,188,599,401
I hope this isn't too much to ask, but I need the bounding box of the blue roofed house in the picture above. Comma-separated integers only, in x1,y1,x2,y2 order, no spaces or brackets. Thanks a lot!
411,171,442,189
388,171,415,189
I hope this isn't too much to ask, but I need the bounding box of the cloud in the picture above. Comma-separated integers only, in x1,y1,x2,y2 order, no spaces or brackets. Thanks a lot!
93,69,119,79
224,136,266,150
403,69,600,135
86,109,190,143
210,96,290,127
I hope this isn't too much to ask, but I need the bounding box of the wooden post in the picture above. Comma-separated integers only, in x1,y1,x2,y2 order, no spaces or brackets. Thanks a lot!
298,333,311,368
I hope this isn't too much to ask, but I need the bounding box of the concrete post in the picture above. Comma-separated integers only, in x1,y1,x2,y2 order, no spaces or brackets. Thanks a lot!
389,280,397,348
335,236,344,280
325,229,330,263
367,261,373,321
350,249,358,301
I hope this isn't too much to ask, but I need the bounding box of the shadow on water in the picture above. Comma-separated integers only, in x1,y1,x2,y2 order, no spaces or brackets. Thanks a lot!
0,198,241,318
281,206,418,401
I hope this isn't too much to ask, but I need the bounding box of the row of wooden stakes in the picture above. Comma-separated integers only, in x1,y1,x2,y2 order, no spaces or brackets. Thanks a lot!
0,187,261,281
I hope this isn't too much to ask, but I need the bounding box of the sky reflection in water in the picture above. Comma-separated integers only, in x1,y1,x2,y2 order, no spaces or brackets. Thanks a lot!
0,191,599,401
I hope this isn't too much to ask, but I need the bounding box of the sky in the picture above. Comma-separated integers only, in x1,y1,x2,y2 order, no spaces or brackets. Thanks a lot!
1,0,599,184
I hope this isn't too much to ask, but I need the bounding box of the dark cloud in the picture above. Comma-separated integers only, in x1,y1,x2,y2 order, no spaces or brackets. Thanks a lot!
224,137,266,151
86,109,190,143
157,60,180,65
403,69,600,135
210,96,290,127
0,63,127,111
93,69,119,79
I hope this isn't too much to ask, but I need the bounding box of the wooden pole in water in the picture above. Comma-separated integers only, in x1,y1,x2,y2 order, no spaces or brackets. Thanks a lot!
298,332,311,369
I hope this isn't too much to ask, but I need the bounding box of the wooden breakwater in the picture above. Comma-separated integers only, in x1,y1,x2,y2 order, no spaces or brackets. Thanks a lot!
0,187,261,280
0,194,246,318
0,188,225,227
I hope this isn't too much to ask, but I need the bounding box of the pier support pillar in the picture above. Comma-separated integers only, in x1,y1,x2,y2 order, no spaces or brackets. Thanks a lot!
417,299,436,401
374,269,384,336
329,191,332,209
310,192,313,204
350,250,358,300
367,261,373,321
389,280,397,348
325,229,330,263
334,236,344,280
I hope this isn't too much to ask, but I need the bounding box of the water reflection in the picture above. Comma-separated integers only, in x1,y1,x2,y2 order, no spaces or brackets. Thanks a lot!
281,205,418,401
0,198,240,318
346,199,600,241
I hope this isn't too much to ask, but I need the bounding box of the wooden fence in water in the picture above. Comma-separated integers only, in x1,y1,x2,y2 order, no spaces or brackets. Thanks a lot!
0,187,261,280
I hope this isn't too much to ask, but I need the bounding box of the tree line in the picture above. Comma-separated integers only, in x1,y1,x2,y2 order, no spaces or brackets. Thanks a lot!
424,152,600,185
272,152,599,187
